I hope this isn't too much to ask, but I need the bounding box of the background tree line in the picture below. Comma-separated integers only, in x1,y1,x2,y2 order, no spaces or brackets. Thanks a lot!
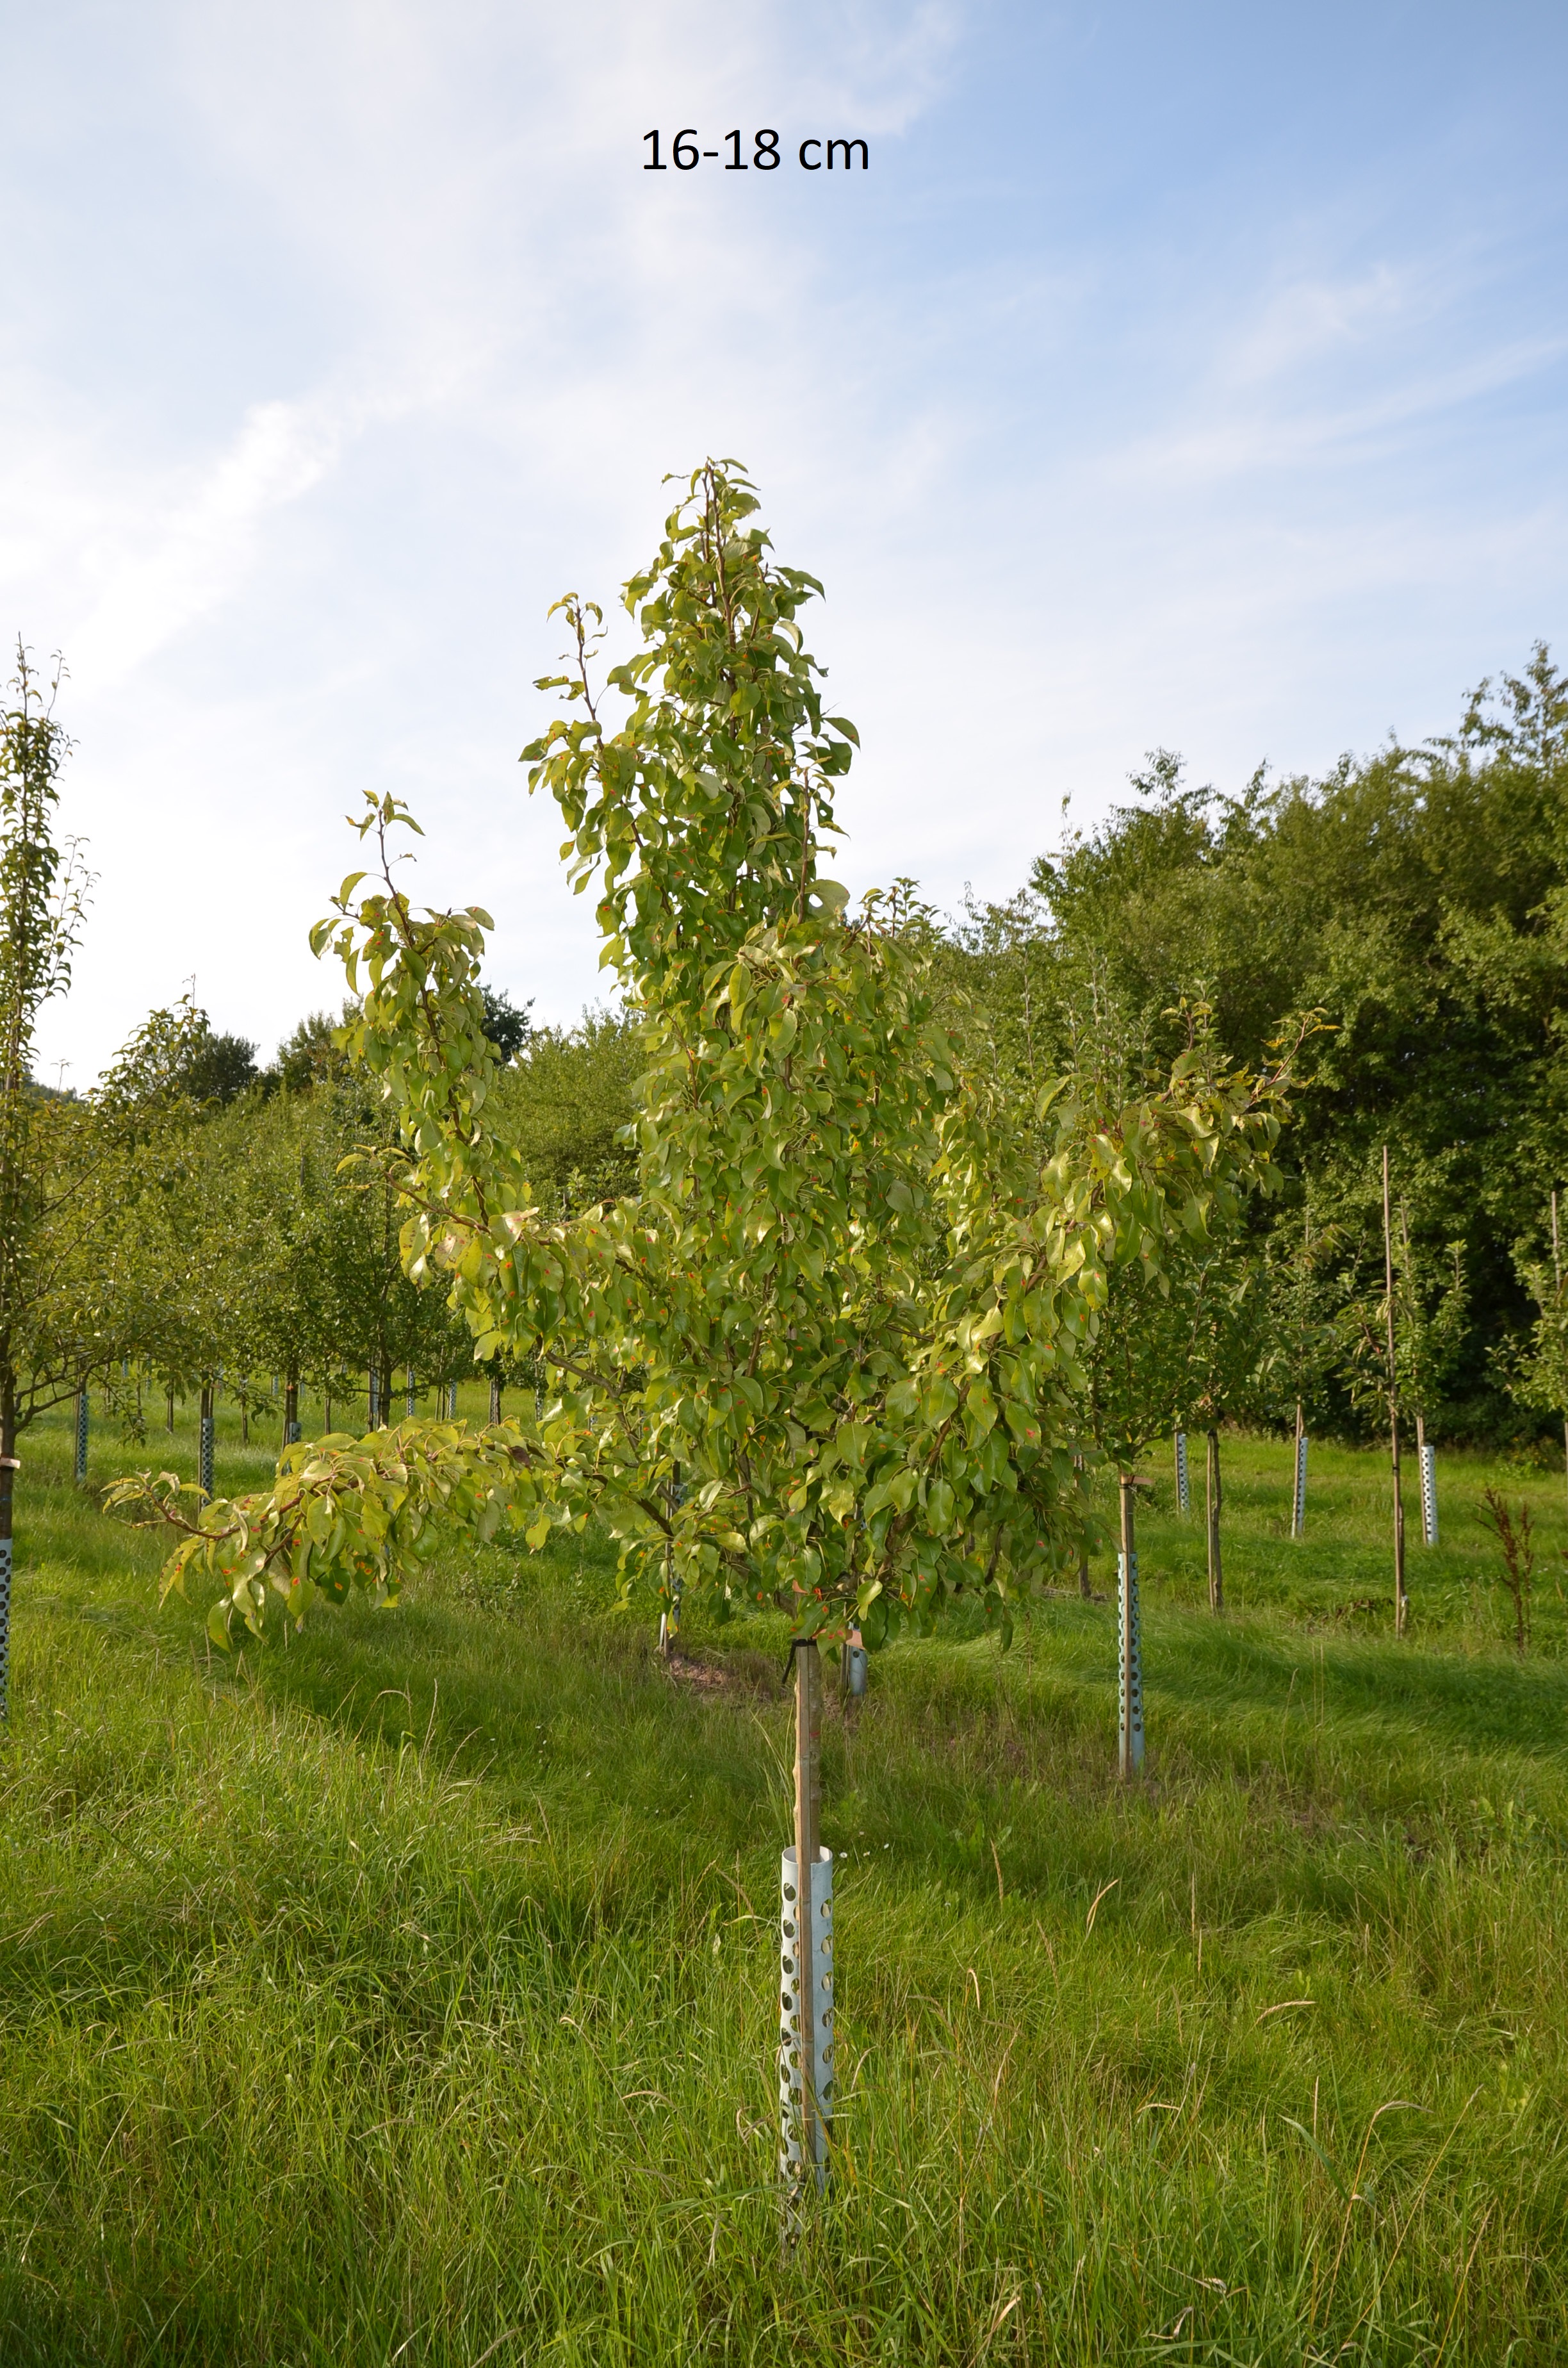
7,637,1567,1479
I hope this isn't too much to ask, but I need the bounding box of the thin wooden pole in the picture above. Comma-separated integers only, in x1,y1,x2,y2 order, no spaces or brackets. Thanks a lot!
1383,1146,1407,1636
792,1640,822,2167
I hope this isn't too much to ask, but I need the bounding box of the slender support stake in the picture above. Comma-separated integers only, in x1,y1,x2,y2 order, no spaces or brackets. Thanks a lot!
1173,1430,1190,1515
1292,1401,1307,1540
780,1640,833,2199
1117,1476,1144,1780
1383,1146,1408,1635
1205,1428,1223,1616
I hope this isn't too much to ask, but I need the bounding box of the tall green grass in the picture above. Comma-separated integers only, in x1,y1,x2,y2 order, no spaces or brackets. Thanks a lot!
1,1395,1566,2363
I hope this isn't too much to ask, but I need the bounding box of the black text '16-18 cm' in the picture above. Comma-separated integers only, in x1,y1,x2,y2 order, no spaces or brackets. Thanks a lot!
642,131,869,171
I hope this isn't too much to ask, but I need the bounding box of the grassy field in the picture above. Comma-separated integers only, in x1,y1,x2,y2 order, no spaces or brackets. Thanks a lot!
3,1387,1568,2365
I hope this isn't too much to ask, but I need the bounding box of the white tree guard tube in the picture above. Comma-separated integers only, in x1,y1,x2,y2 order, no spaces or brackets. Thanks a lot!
1118,1551,1145,1777
1419,1442,1438,1546
1174,1432,1190,1514
1293,1431,1309,1540
779,1845,834,2194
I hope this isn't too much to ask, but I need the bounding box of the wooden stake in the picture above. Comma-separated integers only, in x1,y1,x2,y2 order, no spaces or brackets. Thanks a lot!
792,1640,822,2166
1383,1145,1407,1636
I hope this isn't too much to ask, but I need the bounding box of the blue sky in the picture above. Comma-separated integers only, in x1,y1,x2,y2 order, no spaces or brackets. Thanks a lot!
4,1,1565,1081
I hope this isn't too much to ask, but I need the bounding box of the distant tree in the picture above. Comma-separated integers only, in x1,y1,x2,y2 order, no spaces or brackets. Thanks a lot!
179,1023,257,1106
268,1008,354,1096
478,983,533,1062
0,654,204,1710
495,1007,641,1210
949,652,1568,1440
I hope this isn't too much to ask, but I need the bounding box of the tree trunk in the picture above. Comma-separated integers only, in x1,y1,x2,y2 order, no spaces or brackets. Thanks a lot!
0,1372,16,1721
1205,1428,1223,1615
284,1369,300,1451
489,1363,503,1426
166,1383,175,1435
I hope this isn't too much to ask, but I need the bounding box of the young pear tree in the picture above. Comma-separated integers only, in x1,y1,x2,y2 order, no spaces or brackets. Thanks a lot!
117,465,1289,1673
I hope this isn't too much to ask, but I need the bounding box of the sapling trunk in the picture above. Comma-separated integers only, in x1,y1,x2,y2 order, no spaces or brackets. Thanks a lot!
1383,1146,1408,1635
1117,1474,1144,1780
166,1384,175,1435
489,1364,502,1426
284,1370,300,1451
1205,1428,1223,1615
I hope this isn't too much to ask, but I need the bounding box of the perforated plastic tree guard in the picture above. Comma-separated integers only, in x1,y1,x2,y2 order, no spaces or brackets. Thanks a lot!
779,1844,834,2194
1118,1550,1144,1778
842,1642,867,1696
74,1391,88,1485
1174,1432,1190,1515
1419,1442,1438,1546
199,1417,215,1504
0,1537,10,1719
1293,1431,1309,1540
